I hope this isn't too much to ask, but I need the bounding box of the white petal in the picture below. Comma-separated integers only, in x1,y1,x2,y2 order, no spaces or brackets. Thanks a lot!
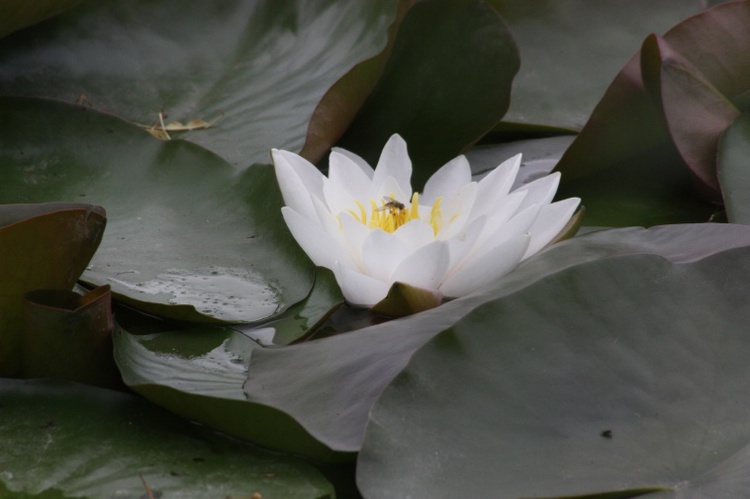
474,203,541,257
272,149,324,218
436,182,477,240
524,197,581,259
439,234,530,298
334,262,391,307
376,176,410,204
281,207,355,270
441,181,477,221
513,171,561,212
373,134,412,195
445,215,486,272
393,219,436,251
390,241,450,291
331,147,375,179
361,229,412,282
328,151,376,207
339,213,371,269
422,155,472,205
471,154,521,218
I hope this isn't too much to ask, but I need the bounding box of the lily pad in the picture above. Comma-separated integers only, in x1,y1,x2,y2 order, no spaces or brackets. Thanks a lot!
0,0,401,167
113,323,345,463
0,0,84,39
0,378,333,498
236,224,750,454
0,97,313,323
335,0,520,189
357,233,750,498
112,224,750,462
0,202,105,376
22,285,121,389
556,1,750,207
718,114,750,223
492,0,716,131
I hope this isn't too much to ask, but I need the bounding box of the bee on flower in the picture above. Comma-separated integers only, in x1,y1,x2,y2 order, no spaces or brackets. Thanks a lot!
272,134,580,309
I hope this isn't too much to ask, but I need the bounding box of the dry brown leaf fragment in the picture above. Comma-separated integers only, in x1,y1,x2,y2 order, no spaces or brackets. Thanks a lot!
139,111,224,140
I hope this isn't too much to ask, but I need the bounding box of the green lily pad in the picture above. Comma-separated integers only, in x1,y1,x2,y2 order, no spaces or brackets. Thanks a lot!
335,0,520,189
492,0,715,131
113,324,345,463
0,0,401,167
237,224,750,454
0,0,84,39
0,97,313,323
0,202,106,376
556,1,750,208
718,114,750,224
112,224,750,462
0,378,333,498
357,231,750,498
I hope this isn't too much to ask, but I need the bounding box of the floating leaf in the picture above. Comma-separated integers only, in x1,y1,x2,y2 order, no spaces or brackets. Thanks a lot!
0,0,402,167
0,97,313,323
718,114,750,224
358,231,750,498
491,0,713,132
335,0,520,189
0,378,334,498
0,0,84,38
0,202,105,376
556,1,750,218
22,285,121,389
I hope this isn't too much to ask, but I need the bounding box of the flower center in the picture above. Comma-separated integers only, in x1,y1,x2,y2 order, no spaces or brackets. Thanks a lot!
347,192,444,235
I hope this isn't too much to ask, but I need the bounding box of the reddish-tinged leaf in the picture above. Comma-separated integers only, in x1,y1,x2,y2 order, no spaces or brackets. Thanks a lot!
23,285,121,389
0,203,106,376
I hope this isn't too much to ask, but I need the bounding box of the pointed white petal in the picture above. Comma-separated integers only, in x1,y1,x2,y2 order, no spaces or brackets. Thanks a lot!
331,147,375,179
523,197,581,259
328,151,376,206
513,171,561,212
474,203,540,256
281,207,355,270
422,155,472,205
391,241,450,291
445,215,486,271
272,149,324,217
471,154,521,218
334,262,391,307
375,176,410,204
440,181,477,223
373,134,412,195
440,234,529,297
361,229,412,282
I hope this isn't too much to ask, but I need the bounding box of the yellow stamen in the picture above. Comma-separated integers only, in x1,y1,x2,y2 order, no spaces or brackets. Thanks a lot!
348,193,445,235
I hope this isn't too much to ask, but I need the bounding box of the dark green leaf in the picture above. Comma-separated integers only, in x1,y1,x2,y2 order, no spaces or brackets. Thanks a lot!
0,0,84,38
113,323,345,462
236,267,344,347
0,0,401,167
0,97,313,323
358,233,750,498
335,0,520,189
490,0,709,132
240,224,750,454
718,114,750,223
556,1,750,211
0,378,333,498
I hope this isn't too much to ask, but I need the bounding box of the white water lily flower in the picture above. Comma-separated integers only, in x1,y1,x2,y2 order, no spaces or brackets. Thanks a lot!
272,134,580,308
